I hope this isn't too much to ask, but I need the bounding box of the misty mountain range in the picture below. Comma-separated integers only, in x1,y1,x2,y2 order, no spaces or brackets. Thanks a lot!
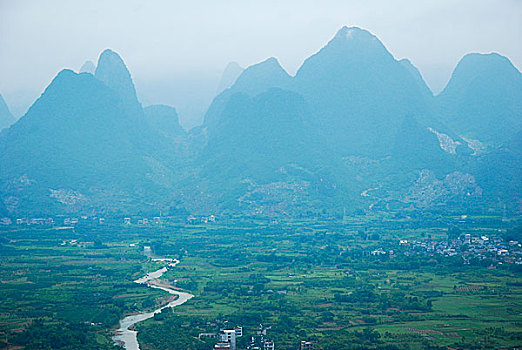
0,26,520,217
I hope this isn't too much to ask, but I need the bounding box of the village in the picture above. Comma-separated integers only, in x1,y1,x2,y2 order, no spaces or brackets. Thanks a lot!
368,233,522,266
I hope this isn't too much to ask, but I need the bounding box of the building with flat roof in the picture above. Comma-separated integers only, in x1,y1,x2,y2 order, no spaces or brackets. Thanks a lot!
214,341,231,350
220,329,236,350
300,340,313,349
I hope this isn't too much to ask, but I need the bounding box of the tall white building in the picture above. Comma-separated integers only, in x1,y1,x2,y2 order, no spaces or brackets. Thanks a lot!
220,329,236,350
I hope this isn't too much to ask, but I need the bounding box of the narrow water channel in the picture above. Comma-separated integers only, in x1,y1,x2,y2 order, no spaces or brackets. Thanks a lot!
113,258,194,350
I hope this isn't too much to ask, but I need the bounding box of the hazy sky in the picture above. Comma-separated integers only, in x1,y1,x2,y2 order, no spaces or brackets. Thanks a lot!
1,0,521,127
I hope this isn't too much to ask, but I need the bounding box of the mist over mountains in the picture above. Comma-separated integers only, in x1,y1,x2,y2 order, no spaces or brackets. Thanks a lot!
0,95,16,132
0,26,520,217
216,62,244,95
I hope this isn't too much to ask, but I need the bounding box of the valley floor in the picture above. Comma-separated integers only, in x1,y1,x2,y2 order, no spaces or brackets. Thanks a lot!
0,214,520,349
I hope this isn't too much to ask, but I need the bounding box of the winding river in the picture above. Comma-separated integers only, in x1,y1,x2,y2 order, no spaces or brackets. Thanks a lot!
113,258,194,350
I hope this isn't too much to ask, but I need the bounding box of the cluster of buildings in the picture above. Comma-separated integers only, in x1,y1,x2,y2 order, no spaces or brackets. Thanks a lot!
1,213,220,227
123,217,162,225
4,215,168,227
371,234,522,265
187,215,217,224
7,216,106,226
5,217,55,225
199,323,313,350
248,324,275,350
112,214,217,225
1,213,220,228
